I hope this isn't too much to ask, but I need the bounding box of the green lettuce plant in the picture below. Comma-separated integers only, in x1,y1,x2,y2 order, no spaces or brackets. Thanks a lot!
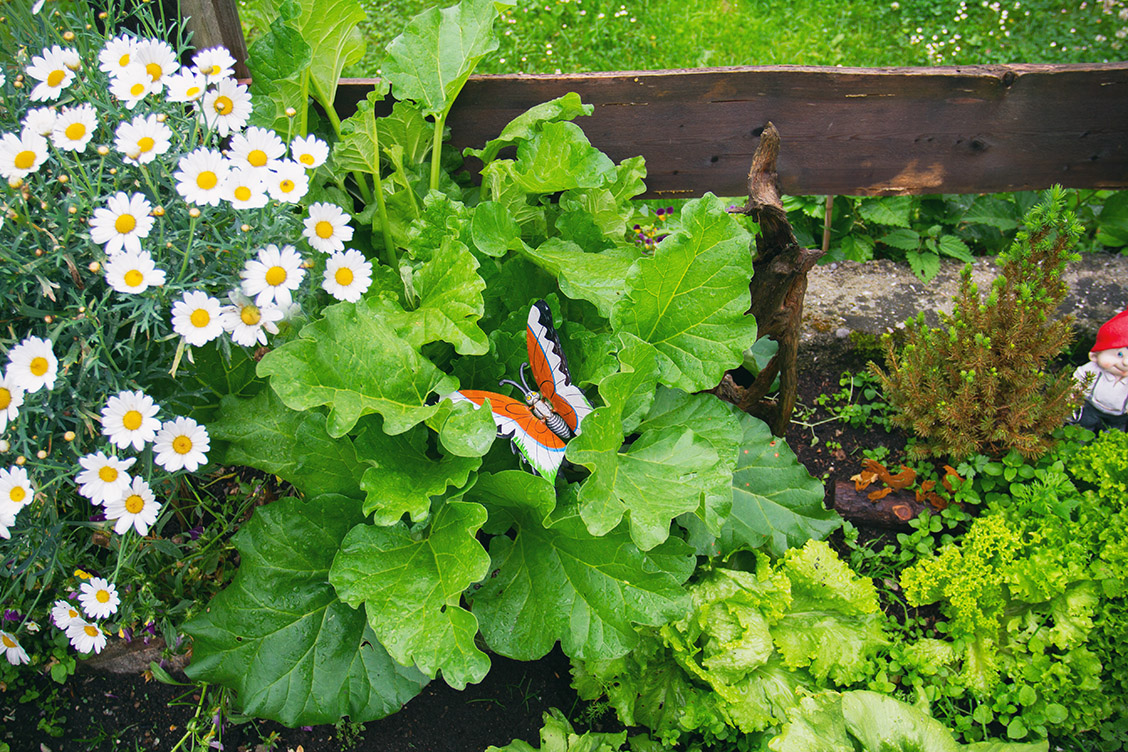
182,0,834,727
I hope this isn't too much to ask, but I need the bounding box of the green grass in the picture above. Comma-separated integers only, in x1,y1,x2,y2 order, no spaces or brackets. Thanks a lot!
324,0,1128,77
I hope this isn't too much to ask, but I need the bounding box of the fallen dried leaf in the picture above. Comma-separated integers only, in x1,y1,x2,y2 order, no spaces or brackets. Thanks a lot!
851,469,878,491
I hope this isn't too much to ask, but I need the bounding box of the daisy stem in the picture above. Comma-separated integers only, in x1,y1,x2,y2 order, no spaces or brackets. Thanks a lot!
178,213,199,281
138,163,161,205
110,529,131,582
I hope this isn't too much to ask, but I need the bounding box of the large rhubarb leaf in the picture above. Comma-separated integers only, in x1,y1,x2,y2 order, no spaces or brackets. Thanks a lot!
468,473,692,662
209,389,363,499
329,500,492,689
334,86,392,177
257,301,456,437
466,92,594,165
611,193,757,392
183,494,428,726
721,411,838,557
519,238,638,318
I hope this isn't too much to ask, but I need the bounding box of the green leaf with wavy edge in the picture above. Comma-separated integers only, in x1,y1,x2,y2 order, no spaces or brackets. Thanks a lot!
857,196,913,228
519,238,638,318
502,121,617,195
721,411,837,558
334,87,392,177
486,708,629,752
466,92,594,165
354,419,481,525
407,235,489,354
297,0,366,111
209,389,363,499
258,301,456,437
382,0,510,118
611,193,757,393
468,473,691,662
183,494,428,726
329,500,492,689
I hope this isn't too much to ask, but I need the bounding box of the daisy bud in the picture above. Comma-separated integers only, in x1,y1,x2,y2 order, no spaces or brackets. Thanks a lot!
88,261,101,273
152,206,165,217
0,440,9,452
241,224,251,232
58,174,68,184
156,113,167,123
8,178,22,189
285,107,297,117
36,449,47,459
34,249,43,257
15,456,25,465
99,11,108,18
13,80,21,89
78,306,86,313
188,207,201,218
97,145,109,156
63,31,75,41
109,168,116,175
68,206,77,214
40,201,47,210
64,431,75,441
43,315,53,323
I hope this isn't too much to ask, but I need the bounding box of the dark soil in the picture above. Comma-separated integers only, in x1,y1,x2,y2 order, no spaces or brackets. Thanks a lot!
3,339,902,752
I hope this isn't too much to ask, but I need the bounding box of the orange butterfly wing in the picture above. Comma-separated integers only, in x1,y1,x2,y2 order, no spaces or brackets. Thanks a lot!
526,301,593,435
448,390,566,483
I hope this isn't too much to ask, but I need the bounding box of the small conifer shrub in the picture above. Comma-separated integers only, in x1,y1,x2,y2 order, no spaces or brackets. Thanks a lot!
871,186,1083,460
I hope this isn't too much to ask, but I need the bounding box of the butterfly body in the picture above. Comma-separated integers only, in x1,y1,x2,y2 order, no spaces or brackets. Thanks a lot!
447,301,592,483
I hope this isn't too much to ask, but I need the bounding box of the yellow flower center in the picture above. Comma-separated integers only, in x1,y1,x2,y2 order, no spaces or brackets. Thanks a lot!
214,95,234,115
207,65,222,76
96,589,111,603
247,149,268,167
125,493,145,514
47,69,66,87
145,62,163,81
30,356,49,377
122,409,143,431
233,185,252,202
190,308,211,328
0,388,9,410
264,266,287,287
240,305,261,326
118,53,131,67
196,170,218,190
334,267,355,286
84,624,100,637
65,122,87,141
279,179,295,193
115,214,137,234
14,150,36,170
124,269,144,288
299,153,315,166
98,466,118,483
136,136,155,153
186,85,201,99
315,220,335,239
172,435,193,454
1,634,15,648
9,486,26,504
130,82,146,97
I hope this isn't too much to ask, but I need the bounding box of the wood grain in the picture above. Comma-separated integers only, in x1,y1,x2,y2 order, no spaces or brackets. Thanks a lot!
336,63,1128,197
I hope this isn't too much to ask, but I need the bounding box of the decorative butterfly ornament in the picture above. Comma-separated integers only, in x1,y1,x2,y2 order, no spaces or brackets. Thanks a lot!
446,300,593,483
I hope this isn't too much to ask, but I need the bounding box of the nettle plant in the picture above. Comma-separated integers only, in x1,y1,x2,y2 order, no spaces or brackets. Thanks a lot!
181,0,835,727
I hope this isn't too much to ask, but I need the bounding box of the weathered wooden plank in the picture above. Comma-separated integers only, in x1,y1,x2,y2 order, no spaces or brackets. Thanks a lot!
335,64,1128,197
179,0,250,80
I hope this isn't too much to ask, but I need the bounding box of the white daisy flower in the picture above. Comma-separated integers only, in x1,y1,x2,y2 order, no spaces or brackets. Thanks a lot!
264,160,309,203
21,106,58,137
101,390,161,451
223,166,268,209
51,600,83,630
0,508,15,540
290,134,329,169
0,466,34,516
221,291,283,347
66,618,107,654
171,291,224,346
303,202,354,253
0,373,25,433
0,631,29,666
201,78,252,137
105,476,161,535
173,147,229,207
109,64,154,110
133,38,178,92
105,249,167,296
6,336,57,394
75,451,136,506
50,104,98,152
88,192,154,255
79,577,120,619
241,244,305,308
227,126,285,175
153,417,210,473
163,69,207,103
323,249,374,303
0,131,48,181
26,45,78,101
192,46,236,83
98,34,138,78
113,114,172,165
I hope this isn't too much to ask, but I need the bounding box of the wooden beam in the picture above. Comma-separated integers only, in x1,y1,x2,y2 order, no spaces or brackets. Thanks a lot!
179,0,250,80
335,63,1128,197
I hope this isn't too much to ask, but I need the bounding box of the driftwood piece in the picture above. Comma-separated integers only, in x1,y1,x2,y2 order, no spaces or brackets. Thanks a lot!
831,480,934,529
712,123,823,436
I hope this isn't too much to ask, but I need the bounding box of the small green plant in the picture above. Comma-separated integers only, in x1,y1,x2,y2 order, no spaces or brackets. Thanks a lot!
872,186,1083,460
334,718,367,750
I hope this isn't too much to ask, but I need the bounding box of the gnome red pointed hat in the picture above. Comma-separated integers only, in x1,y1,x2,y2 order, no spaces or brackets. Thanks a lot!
1092,308,1128,352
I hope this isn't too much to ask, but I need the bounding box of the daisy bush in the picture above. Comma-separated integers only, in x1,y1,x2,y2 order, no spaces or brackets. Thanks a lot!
0,2,367,677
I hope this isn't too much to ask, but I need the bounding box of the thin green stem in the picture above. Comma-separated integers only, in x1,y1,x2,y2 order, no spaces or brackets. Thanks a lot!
311,75,372,205
372,168,397,271
430,110,447,193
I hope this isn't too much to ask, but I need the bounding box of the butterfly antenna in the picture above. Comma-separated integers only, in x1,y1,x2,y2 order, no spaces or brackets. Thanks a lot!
517,362,534,393
498,378,524,394
498,363,534,396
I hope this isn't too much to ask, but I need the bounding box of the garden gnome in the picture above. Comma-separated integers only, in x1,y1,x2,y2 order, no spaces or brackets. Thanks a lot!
1072,308,1128,434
